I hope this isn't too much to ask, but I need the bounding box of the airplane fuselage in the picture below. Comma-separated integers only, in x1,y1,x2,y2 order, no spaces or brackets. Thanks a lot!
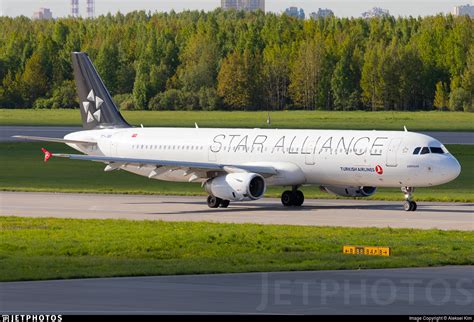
65,127,461,189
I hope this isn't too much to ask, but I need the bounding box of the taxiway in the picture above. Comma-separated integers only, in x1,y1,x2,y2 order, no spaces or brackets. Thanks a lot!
1,192,472,230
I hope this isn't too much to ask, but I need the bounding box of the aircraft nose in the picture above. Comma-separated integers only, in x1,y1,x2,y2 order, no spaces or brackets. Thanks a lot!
445,156,461,182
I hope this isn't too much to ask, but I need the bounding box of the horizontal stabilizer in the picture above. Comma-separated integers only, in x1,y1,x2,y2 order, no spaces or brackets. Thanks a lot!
13,135,96,145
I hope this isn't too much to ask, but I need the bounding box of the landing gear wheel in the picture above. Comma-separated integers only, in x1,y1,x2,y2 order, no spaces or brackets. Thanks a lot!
403,201,417,212
281,191,293,207
207,195,221,208
403,201,411,211
401,187,417,212
220,200,230,208
281,189,304,207
294,190,304,207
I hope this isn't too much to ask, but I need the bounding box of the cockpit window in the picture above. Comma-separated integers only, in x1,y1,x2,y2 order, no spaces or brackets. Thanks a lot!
420,147,430,155
430,147,444,154
413,147,421,155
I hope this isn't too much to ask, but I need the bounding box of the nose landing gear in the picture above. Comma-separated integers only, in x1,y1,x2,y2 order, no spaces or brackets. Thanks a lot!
401,187,417,212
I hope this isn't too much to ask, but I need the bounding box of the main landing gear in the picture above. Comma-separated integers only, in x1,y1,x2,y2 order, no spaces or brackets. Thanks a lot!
281,186,304,207
402,187,417,212
207,195,230,208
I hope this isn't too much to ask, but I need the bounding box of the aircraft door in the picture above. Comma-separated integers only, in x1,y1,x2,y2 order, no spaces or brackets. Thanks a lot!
386,138,402,167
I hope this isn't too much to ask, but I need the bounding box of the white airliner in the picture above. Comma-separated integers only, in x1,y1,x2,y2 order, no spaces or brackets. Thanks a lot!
15,53,461,211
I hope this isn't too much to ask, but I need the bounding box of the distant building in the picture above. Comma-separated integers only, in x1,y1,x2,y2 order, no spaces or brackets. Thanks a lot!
221,0,265,12
452,4,474,17
310,8,334,19
221,0,240,10
284,7,305,19
32,8,53,20
86,0,95,18
361,7,390,19
242,0,265,12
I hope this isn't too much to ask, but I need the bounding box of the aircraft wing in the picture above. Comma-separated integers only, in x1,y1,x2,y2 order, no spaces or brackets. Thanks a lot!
49,152,278,177
13,135,97,145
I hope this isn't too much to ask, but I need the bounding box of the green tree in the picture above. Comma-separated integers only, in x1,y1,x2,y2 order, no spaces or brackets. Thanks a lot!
331,44,362,110
177,33,219,92
461,46,474,111
21,52,49,105
361,42,383,110
217,50,262,110
95,39,120,95
289,39,325,110
449,87,469,111
263,44,291,110
133,61,149,110
398,46,424,110
0,11,472,111
434,81,449,110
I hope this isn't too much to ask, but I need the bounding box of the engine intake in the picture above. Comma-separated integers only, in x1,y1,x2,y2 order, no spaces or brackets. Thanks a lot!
205,173,266,201
321,185,377,198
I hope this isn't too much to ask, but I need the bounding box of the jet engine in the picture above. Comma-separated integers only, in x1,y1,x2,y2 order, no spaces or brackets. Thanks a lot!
320,185,377,198
205,173,266,201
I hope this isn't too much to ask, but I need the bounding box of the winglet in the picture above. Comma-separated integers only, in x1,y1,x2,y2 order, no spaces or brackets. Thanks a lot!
404,126,408,132
41,148,52,162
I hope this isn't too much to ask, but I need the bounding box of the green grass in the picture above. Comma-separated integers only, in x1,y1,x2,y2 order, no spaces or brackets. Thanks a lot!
1,109,474,131
1,143,473,202
0,216,472,282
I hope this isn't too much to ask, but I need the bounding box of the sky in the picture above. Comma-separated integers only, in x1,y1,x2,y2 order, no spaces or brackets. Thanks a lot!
1,0,473,18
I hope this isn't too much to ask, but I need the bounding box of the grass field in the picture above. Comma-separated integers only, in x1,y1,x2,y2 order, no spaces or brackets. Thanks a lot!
1,142,473,202
1,216,472,282
1,109,474,131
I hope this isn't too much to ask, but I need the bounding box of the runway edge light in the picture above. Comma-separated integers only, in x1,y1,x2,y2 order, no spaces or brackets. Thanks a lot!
343,246,391,257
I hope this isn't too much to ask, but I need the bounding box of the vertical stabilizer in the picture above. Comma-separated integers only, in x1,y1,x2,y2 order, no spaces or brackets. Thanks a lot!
72,52,130,130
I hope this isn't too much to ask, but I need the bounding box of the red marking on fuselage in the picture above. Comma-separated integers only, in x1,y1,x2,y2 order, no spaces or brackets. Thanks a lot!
375,165,383,175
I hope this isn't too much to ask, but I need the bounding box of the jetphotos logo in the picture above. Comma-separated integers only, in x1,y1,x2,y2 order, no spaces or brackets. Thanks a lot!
82,89,103,123
2,315,62,322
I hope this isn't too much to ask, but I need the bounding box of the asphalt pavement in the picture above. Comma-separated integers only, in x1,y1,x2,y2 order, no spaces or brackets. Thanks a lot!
2,192,473,231
0,266,472,314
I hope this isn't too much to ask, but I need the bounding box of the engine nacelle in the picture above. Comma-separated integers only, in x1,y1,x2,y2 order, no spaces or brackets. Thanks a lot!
205,173,266,201
321,185,377,198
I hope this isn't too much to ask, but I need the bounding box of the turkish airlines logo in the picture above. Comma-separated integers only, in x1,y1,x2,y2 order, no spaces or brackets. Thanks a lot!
82,90,103,123
375,165,383,175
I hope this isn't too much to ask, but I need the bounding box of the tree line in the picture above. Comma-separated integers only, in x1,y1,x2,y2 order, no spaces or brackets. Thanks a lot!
0,10,472,111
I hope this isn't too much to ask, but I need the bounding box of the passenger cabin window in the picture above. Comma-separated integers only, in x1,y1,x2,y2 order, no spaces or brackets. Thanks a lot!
420,147,430,155
430,147,444,154
413,147,421,155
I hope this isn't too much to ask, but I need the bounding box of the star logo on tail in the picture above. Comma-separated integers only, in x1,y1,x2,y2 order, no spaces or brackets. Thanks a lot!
82,90,104,123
